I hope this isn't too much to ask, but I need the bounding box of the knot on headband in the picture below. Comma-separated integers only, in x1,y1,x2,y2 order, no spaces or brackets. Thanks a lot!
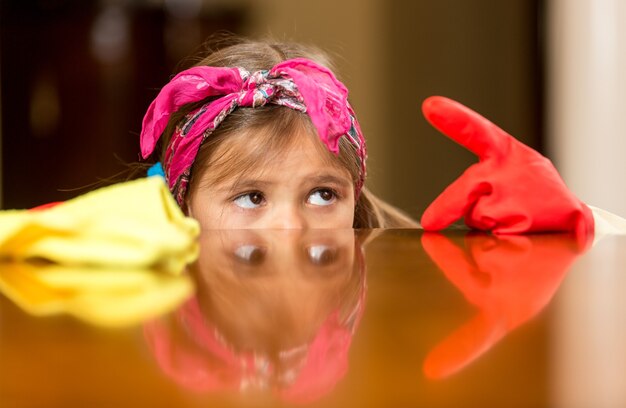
140,58,366,205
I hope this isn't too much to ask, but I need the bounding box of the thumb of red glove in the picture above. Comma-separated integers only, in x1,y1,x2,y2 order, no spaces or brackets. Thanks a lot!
420,96,594,237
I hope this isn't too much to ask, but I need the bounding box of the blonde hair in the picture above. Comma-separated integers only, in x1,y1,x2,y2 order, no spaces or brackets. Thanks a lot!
153,36,419,228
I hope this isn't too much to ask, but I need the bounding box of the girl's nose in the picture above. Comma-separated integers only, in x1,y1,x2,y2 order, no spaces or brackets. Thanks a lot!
267,204,308,229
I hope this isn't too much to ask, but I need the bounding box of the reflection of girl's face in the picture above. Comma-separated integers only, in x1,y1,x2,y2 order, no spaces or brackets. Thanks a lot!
192,229,357,354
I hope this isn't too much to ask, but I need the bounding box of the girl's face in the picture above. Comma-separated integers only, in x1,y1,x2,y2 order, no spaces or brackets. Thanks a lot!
187,127,356,229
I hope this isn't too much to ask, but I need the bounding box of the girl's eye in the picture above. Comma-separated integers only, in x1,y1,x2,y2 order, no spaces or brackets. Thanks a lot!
233,192,265,209
307,188,336,206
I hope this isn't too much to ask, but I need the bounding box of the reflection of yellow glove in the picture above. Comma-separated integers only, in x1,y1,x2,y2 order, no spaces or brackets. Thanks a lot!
0,262,193,327
0,177,199,273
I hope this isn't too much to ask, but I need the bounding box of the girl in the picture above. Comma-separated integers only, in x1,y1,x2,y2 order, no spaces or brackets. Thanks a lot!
140,36,623,236
140,38,420,230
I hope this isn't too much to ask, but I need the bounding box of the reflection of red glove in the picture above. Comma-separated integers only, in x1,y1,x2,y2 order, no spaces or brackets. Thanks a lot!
421,232,586,379
421,96,594,238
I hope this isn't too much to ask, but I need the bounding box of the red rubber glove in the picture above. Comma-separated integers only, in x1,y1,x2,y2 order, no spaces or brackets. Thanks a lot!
421,96,594,237
421,232,587,379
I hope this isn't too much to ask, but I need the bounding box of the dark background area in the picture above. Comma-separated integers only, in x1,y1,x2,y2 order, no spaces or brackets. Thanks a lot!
0,0,543,213
1,0,248,208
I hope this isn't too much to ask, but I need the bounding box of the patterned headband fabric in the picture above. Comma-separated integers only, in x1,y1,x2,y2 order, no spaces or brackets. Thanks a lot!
140,58,367,205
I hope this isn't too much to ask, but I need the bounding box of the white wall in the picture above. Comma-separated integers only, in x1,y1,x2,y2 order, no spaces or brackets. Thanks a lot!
547,0,626,217
548,2,626,406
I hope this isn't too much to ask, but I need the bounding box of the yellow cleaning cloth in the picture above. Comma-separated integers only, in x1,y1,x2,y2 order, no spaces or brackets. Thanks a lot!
0,177,199,273
0,177,199,326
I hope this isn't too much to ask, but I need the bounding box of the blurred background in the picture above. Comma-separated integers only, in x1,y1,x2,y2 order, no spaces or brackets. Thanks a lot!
1,0,625,217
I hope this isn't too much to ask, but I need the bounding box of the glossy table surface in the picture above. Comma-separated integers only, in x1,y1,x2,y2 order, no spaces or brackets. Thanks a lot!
1,229,625,407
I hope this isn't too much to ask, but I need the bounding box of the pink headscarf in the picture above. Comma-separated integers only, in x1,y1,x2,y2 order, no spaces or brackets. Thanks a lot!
140,58,367,205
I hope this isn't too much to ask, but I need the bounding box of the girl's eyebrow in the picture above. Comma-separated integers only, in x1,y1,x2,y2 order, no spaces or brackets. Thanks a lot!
216,173,352,194
222,179,274,193
308,174,352,188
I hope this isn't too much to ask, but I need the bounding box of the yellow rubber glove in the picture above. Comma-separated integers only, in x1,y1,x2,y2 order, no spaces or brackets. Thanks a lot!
0,262,193,327
0,177,199,273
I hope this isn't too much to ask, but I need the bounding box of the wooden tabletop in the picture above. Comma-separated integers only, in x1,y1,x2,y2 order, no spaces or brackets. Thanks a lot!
2,229,625,407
